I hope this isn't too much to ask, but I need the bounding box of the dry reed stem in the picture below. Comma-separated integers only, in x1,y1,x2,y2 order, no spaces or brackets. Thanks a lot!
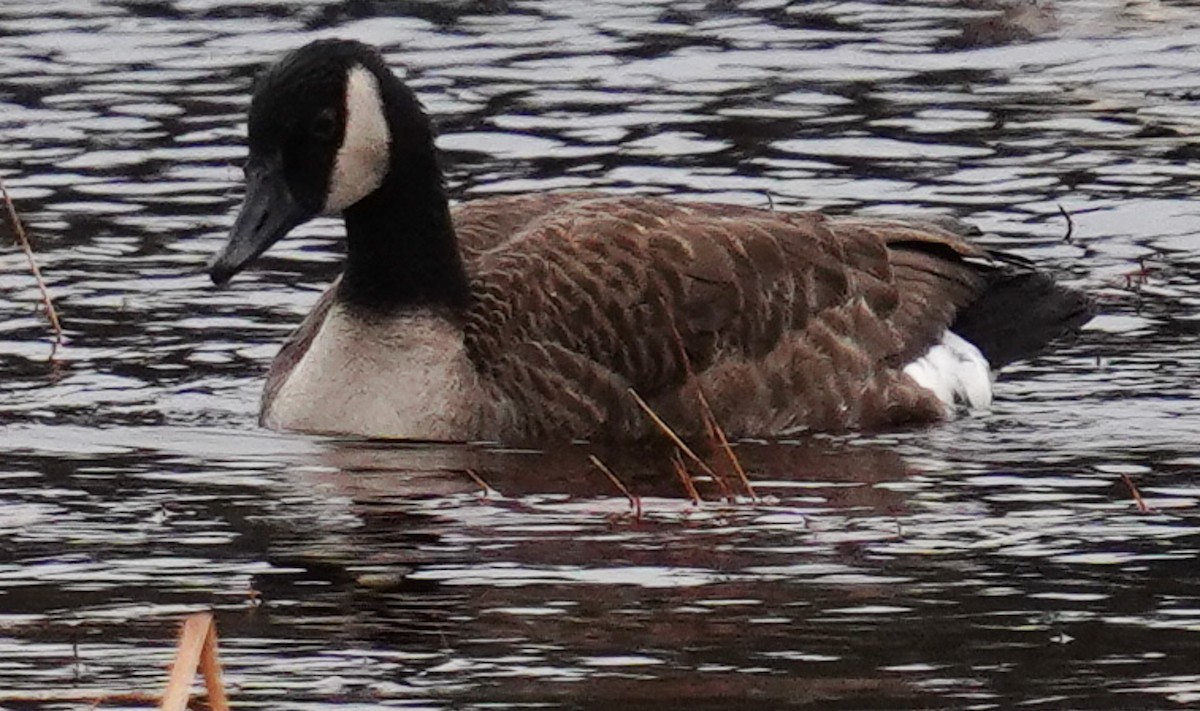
199,619,229,711
693,384,755,500
670,450,702,506
1120,473,1150,513
161,612,229,711
1,177,63,354
627,387,721,487
695,430,735,501
588,454,642,519
666,332,732,499
665,322,753,499
463,468,498,497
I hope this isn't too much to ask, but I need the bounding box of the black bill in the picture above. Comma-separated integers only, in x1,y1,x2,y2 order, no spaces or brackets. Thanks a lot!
209,155,312,285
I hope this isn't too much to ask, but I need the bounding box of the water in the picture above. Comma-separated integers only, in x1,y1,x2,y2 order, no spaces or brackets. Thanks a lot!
2,0,1200,707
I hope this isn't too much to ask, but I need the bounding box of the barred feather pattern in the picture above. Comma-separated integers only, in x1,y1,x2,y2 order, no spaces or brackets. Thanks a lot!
446,192,990,440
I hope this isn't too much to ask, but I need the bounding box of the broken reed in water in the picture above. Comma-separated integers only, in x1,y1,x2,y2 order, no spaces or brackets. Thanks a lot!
665,321,755,499
463,468,498,497
589,454,643,519
161,612,229,711
0,612,229,709
671,449,702,505
627,385,755,502
0,176,63,354
1120,473,1150,513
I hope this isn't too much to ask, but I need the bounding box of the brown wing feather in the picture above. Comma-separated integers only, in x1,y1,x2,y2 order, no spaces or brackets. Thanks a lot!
829,217,988,363
455,195,989,440
452,191,613,256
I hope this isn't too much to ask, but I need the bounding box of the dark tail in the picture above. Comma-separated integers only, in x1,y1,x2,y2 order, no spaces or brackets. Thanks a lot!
952,252,1095,369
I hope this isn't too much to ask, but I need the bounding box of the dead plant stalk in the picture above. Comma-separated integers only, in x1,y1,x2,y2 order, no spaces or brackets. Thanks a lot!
671,449,702,506
463,468,497,497
1120,473,1150,514
627,387,722,487
1,177,63,351
161,612,229,711
692,384,755,499
666,322,754,499
589,454,642,518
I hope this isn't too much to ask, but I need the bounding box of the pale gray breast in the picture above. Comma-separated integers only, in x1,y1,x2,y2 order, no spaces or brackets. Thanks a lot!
262,300,505,440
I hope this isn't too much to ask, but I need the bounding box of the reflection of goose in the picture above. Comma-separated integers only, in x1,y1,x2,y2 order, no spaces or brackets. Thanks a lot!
209,39,1093,442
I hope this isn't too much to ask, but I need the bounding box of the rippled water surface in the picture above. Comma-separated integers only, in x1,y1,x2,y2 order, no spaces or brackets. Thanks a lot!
3,0,1200,708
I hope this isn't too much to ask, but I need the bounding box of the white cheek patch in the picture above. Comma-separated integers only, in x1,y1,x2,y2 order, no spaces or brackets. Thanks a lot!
324,65,391,214
903,330,994,413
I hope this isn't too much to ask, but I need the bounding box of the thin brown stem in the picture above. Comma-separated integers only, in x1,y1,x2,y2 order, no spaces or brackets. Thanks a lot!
463,468,497,497
666,322,753,499
671,450,702,506
628,387,722,486
1,177,63,355
589,454,642,519
162,613,229,711
1120,473,1150,513
199,617,229,711
693,384,755,500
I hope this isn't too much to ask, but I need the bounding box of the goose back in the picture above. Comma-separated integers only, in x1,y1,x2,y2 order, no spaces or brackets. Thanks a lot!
452,194,996,440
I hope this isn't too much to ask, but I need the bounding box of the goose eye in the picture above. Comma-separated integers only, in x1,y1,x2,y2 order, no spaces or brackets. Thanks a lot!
310,108,337,141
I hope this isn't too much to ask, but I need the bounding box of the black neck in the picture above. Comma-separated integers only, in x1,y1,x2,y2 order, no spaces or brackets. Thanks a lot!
339,98,470,311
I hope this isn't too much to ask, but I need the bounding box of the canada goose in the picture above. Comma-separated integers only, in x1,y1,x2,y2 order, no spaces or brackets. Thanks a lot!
209,39,1094,443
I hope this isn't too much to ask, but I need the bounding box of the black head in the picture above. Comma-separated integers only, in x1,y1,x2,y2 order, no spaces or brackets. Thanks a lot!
209,39,426,284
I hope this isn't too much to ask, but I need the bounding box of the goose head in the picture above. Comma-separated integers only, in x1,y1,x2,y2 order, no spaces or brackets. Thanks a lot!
210,39,438,285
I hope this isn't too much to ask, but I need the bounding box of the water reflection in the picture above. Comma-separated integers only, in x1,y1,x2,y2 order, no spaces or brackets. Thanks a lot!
3,0,1200,708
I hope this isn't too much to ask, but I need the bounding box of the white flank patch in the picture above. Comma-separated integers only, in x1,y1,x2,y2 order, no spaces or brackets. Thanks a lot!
323,64,391,214
264,304,488,440
903,330,993,412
